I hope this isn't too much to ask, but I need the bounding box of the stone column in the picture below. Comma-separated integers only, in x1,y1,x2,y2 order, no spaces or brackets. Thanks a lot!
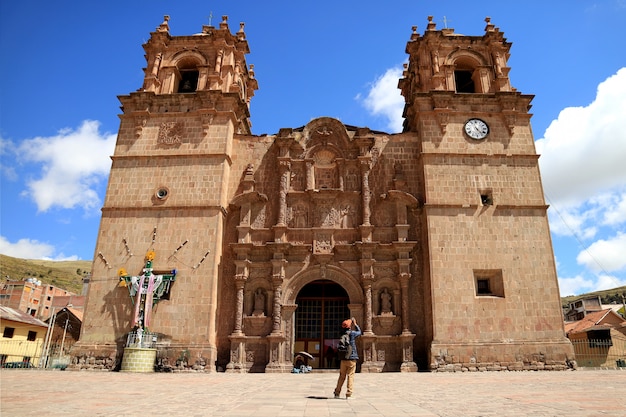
364,280,373,335
305,160,315,190
151,53,162,76
338,159,345,191
265,263,290,373
399,272,411,334
270,258,286,334
232,258,250,335
360,257,375,335
276,159,290,226
359,158,372,226
233,274,246,335
271,281,283,334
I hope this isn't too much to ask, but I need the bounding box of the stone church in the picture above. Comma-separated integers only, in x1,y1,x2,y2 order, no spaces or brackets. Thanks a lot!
72,15,575,372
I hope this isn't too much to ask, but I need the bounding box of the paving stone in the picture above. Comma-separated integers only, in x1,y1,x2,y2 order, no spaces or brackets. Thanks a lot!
1,369,624,416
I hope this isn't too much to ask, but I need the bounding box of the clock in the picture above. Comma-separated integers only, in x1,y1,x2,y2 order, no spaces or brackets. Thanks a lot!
464,118,489,140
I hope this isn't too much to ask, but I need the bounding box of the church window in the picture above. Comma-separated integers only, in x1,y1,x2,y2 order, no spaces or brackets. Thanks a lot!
453,55,481,93
455,70,475,93
476,279,490,295
177,70,199,93
474,270,504,297
480,191,493,206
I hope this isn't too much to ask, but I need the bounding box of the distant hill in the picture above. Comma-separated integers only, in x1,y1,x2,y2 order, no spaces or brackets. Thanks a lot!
0,254,91,294
561,285,626,309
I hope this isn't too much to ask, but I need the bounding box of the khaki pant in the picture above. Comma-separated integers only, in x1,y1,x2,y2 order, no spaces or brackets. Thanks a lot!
334,359,357,397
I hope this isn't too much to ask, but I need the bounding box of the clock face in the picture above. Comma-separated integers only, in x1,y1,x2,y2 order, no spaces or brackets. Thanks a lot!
464,118,489,140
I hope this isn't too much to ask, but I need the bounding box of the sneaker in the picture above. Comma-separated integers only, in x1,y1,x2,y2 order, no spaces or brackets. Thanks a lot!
334,393,340,399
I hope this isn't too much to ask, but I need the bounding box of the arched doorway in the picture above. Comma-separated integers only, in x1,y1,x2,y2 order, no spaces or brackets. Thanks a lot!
294,280,350,369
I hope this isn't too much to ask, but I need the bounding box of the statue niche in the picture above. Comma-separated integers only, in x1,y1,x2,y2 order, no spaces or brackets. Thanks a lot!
375,286,398,332
244,286,271,335
380,288,393,315
252,288,266,317
289,203,308,228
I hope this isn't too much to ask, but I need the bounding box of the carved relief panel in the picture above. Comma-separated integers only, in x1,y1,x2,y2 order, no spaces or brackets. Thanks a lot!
344,166,360,192
288,202,308,228
289,166,305,191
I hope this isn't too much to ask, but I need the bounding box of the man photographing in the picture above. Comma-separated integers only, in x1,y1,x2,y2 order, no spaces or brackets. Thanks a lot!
334,317,362,399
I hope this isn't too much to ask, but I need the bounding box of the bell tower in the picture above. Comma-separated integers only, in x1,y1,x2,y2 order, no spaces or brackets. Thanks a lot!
399,17,574,370
74,15,257,369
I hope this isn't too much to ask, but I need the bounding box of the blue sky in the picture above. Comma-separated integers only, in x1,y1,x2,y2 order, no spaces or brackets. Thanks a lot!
1,1,625,297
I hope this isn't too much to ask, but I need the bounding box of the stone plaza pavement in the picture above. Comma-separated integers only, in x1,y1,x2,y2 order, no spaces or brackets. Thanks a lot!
1,369,624,417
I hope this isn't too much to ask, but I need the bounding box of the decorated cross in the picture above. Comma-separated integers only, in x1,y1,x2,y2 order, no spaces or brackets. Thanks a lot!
118,250,177,330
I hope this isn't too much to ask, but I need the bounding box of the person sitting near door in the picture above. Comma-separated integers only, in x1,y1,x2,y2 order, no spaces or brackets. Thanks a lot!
292,354,312,373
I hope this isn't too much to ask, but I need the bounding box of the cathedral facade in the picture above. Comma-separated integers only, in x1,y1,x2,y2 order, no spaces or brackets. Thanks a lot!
72,15,575,372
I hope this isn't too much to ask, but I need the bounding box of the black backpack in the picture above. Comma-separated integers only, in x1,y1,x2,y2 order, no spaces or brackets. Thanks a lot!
337,331,352,359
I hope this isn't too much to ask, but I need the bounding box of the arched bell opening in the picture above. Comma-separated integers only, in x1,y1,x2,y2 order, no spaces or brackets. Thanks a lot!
451,54,485,94
294,280,349,370
175,57,201,93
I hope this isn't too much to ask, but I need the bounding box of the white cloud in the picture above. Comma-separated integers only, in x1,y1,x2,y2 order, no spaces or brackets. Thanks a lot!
0,236,79,261
594,274,626,292
547,206,598,239
16,120,116,213
537,69,626,295
558,275,595,297
559,273,626,297
601,190,626,226
361,67,405,133
537,67,626,210
577,232,626,273
0,236,55,260
0,137,19,181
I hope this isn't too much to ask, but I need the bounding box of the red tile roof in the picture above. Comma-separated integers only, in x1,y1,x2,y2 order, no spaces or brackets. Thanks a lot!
564,309,626,335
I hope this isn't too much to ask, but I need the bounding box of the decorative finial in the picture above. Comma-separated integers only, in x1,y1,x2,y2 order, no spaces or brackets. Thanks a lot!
158,15,170,32
485,16,495,32
220,15,229,29
237,22,246,40
427,15,436,31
